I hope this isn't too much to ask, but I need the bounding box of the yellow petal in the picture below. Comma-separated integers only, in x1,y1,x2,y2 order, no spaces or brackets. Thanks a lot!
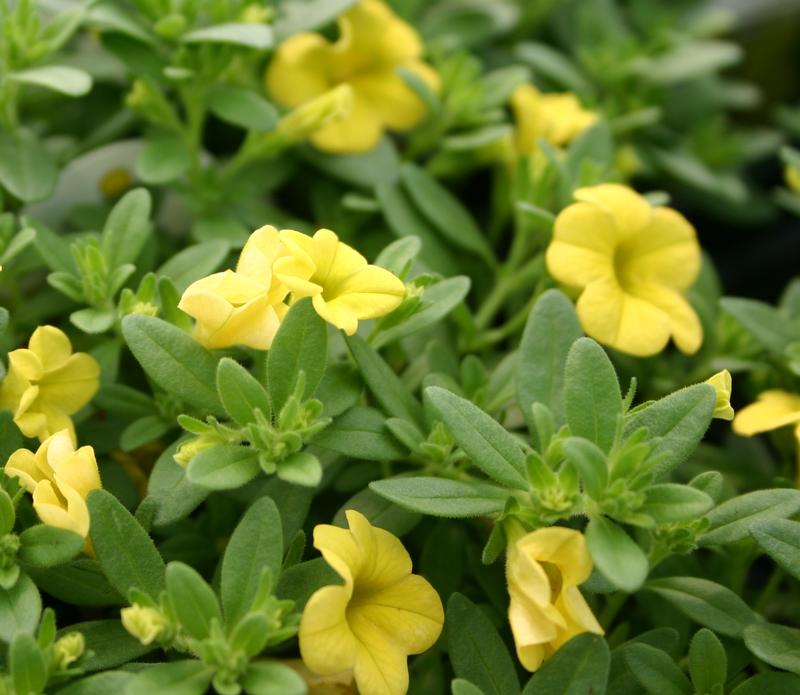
627,283,703,355
619,207,700,290
33,479,90,537
354,574,444,653
5,448,45,492
574,184,652,238
197,295,283,350
309,92,383,154
546,202,619,288
733,390,800,436
267,33,333,108
29,326,73,371
6,349,44,383
39,353,100,415
350,69,428,131
236,226,287,301
556,586,604,641
516,527,594,586
313,523,361,586
577,278,671,357
346,509,412,591
334,0,422,72
35,406,76,443
351,624,410,695
510,84,544,154
0,365,33,412
49,445,101,499
508,592,558,671
312,295,359,335
299,584,358,675
706,370,734,421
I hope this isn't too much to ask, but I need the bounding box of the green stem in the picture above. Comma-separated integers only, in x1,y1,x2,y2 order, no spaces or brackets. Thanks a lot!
754,566,784,615
473,255,543,331
600,592,627,630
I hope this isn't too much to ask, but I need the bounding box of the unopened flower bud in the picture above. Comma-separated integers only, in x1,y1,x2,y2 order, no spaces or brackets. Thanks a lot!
53,632,85,669
705,369,734,421
174,434,218,467
121,604,169,645
276,84,353,143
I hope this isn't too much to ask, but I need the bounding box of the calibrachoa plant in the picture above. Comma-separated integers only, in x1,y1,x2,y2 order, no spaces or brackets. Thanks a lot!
0,0,798,694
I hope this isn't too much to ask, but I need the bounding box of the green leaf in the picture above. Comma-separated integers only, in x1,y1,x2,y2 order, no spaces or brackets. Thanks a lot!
514,42,594,96
125,661,214,695
0,489,15,536
346,334,425,427
9,65,92,96
182,23,273,49
313,406,405,461
102,188,152,271
522,633,610,695
0,131,57,202
277,452,323,487
744,623,800,675
751,518,800,580
721,297,800,355
62,620,152,672
699,489,800,546
333,487,421,536
426,386,528,490
25,559,121,607
375,236,421,276
217,357,271,426
276,558,341,610
562,437,608,499
166,563,222,640
641,484,714,524
689,629,727,694
135,134,191,184
623,643,692,695
120,415,170,452
400,163,494,263
146,444,209,528
517,290,582,433
267,297,327,413
307,137,400,188
52,671,134,695
730,673,800,695
447,593,520,695
645,577,756,637
70,307,117,334
155,240,229,293
370,477,509,517
221,496,283,624
273,0,356,38
636,40,742,84
207,85,278,131
0,574,41,642
88,489,165,600
586,517,648,592
373,276,471,349
10,632,47,695
452,680,485,695
624,384,716,478
18,526,83,568
187,445,260,490
122,314,223,415
564,338,621,453
242,662,307,695
565,122,614,179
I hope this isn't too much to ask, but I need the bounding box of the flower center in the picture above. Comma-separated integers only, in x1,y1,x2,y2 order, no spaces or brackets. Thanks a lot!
612,241,639,290
540,561,563,602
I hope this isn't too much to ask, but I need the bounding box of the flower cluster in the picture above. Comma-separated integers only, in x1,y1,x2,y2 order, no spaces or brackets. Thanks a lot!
179,226,405,348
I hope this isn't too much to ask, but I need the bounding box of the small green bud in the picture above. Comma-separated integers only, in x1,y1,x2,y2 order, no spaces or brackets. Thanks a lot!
174,434,219,467
120,604,170,645
154,13,187,39
53,632,85,670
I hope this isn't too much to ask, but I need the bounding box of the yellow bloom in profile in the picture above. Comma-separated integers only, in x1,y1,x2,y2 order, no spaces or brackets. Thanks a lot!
0,326,99,441
179,225,289,350
506,526,603,672
546,184,703,357
266,0,438,153
706,370,734,421
274,228,405,335
6,430,101,539
121,604,170,645
299,510,444,695
511,84,597,153
733,390,800,438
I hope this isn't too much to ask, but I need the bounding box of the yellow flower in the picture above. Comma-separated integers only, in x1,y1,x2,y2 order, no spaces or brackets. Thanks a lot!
786,165,800,194
274,228,405,335
266,0,438,153
706,370,734,421
546,184,703,357
121,604,170,645
0,326,99,441
506,526,603,672
275,84,354,145
178,225,289,350
299,510,443,695
733,390,800,438
5,430,101,539
510,84,597,153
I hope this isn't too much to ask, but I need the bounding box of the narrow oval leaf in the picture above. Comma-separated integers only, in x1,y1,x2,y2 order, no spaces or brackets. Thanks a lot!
165,563,222,641
700,489,800,546
217,357,271,426
426,386,529,490
522,633,610,695
585,517,648,592
751,518,800,580
642,484,713,524
370,477,509,517
624,643,692,695
187,445,260,490
9,65,92,96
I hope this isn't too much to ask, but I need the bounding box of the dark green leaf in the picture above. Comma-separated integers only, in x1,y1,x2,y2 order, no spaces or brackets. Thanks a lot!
370,477,509,517
187,445,260,490
585,517,648,592
166,563,222,640
522,633,609,695
18,526,83,568
700,489,800,546
217,357,271,426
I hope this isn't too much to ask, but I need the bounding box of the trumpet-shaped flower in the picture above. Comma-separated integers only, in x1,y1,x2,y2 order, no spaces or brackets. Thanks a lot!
511,84,597,153
546,184,703,357
179,225,289,350
6,430,101,539
506,526,603,672
274,228,405,335
266,0,438,153
0,326,99,441
706,370,734,420
299,510,443,695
